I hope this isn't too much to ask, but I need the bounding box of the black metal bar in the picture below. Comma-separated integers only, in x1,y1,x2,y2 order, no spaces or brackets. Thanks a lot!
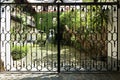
89,5,92,71
4,5,7,70
0,1,1,72
57,3,60,73
117,2,119,71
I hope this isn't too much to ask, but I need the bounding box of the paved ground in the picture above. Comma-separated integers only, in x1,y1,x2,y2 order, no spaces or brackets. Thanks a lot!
0,73,120,80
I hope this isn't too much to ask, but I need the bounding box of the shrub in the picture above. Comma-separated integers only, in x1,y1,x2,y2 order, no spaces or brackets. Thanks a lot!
11,45,28,60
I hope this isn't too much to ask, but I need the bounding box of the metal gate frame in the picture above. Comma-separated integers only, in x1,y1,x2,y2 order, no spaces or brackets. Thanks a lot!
0,1,119,73
57,2,119,73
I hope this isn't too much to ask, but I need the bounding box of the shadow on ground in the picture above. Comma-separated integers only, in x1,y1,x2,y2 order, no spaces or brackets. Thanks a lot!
18,73,120,80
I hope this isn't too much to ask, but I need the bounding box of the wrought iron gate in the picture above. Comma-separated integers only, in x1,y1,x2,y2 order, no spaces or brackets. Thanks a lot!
0,1,119,73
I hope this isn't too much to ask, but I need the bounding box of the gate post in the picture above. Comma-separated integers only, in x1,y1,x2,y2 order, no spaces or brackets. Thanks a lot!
0,0,13,71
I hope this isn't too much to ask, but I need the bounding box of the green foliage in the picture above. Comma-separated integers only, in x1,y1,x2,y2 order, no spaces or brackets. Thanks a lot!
60,6,109,35
89,6,109,35
36,33,47,46
11,45,29,60
60,10,81,30
34,12,57,33
60,6,109,60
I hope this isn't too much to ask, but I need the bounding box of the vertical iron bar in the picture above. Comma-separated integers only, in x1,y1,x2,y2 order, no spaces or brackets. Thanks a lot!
75,5,77,70
85,5,87,70
57,3,60,73
3,5,6,71
84,5,87,70
46,4,48,70
117,2,119,71
79,5,82,71
40,5,43,70
51,5,53,70
20,4,22,70
10,5,12,69
35,5,38,69
111,5,113,71
90,5,92,71
15,6,17,69
0,0,1,72
25,5,28,70
95,5,97,70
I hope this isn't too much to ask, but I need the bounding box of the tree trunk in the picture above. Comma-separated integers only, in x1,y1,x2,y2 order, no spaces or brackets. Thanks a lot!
0,59,5,72
64,25,107,61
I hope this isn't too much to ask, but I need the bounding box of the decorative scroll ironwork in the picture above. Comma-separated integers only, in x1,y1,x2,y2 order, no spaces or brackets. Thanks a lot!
0,1,118,73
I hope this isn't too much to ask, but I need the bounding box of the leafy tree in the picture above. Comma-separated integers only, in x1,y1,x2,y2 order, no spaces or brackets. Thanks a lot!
60,6,109,60
33,12,57,33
